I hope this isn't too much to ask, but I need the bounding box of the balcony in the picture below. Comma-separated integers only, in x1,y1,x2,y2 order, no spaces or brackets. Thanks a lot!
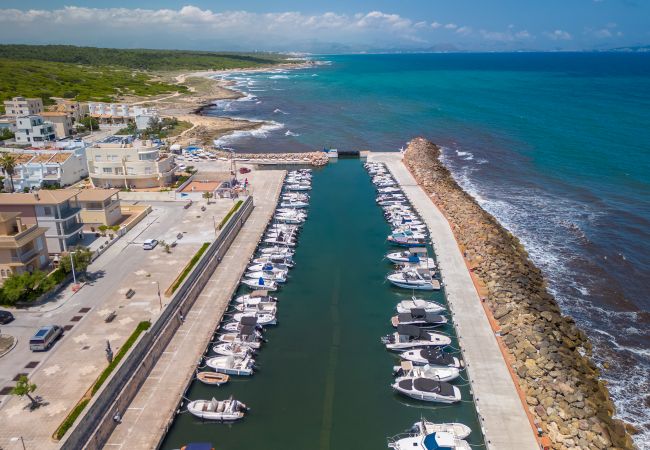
9,247,40,264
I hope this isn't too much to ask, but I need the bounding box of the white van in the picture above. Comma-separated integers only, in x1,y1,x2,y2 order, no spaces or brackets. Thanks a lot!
29,325,63,351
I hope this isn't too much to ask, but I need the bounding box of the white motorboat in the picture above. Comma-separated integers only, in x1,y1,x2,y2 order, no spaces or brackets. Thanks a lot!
218,325,263,349
393,361,460,383
245,270,287,283
388,430,471,450
263,236,296,247
418,421,472,440
259,246,294,256
274,214,306,224
280,200,309,209
285,183,311,191
387,250,436,268
233,292,277,304
186,397,247,421
387,235,427,248
378,187,402,194
396,298,446,314
387,269,440,290
212,342,254,358
392,377,461,403
234,302,277,315
248,261,292,272
388,229,427,241
282,193,309,202
399,348,463,369
391,310,447,327
241,277,278,291
252,254,294,267
382,324,451,350
206,354,255,376
233,311,276,326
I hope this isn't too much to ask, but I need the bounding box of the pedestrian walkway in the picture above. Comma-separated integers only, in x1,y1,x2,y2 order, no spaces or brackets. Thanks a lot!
369,152,538,450
103,170,285,450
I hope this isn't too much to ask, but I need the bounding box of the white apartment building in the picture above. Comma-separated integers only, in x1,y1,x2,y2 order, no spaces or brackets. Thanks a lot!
0,148,88,191
3,97,44,117
87,102,158,127
40,112,74,139
86,137,175,189
14,116,56,146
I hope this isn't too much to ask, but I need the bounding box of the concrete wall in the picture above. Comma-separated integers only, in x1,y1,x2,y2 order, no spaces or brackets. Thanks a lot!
60,197,254,450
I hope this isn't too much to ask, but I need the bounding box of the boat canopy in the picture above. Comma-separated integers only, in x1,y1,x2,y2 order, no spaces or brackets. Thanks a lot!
423,432,455,450
239,316,258,327
183,443,214,450
420,348,456,365
397,324,429,339
239,325,257,336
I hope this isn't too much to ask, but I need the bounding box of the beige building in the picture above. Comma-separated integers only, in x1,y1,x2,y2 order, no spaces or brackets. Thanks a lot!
53,99,89,123
86,138,175,189
0,212,48,283
76,189,122,226
3,97,44,117
41,112,73,139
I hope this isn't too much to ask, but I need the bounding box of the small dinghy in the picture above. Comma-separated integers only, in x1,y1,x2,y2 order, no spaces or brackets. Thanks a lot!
392,377,461,403
382,325,451,351
391,309,448,327
396,298,446,315
206,355,255,376
187,397,247,421
197,371,230,386
387,269,440,290
392,361,460,383
399,348,463,369
212,343,254,358
241,277,278,291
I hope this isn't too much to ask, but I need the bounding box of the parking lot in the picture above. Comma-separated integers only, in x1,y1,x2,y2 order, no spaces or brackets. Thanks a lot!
0,197,234,448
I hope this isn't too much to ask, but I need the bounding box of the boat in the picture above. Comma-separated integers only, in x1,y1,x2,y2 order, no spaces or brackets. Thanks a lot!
181,443,215,450
241,277,279,291
387,269,440,290
197,371,230,386
388,430,471,450
418,421,472,440
392,377,461,403
382,324,451,351
248,261,292,272
391,310,448,327
212,342,254,358
206,355,255,376
285,183,311,191
186,397,247,421
274,213,306,224
399,348,463,369
263,236,296,247
396,298,446,314
245,270,287,283
233,291,277,304
378,187,402,194
233,311,276,326
251,255,294,268
259,246,294,256
392,361,460,383
280,200,309,209
387,235,427,248
234,302,277,315
217,325,264,349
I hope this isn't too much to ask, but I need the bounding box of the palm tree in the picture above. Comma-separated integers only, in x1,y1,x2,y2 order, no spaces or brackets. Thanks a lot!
0,153,17,193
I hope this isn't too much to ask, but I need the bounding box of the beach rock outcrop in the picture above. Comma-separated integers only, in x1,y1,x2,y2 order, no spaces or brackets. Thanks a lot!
209,149,328,167
402,137,634,450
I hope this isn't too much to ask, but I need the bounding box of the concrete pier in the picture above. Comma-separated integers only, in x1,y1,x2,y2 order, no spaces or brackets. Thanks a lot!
102,170,285,449
368,152,539,450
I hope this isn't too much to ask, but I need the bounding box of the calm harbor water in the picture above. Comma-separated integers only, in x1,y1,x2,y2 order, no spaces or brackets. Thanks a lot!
206,53,650,444
161,159,486,450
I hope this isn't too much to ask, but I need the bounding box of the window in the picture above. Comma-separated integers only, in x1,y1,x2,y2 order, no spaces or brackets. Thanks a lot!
43,206,52,216
144,167,152,175
95,155,101,162
103,167,113,174
127,167,135,175
115,167,123,175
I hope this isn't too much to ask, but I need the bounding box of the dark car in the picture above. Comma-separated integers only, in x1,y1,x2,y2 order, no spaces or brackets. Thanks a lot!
0,310,14,324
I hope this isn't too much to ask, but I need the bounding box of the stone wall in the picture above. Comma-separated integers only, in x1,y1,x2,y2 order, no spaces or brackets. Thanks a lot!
403,137,634,450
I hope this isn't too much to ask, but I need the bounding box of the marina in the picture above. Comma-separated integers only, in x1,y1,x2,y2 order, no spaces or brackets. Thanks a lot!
161,159,487,450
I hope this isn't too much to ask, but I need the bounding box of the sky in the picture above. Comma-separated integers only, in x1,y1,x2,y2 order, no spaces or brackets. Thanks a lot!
0,1,648,52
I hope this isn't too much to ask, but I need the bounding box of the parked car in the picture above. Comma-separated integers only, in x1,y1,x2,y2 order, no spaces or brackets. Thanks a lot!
0,310,14,324
29,325,63,351
142,239,159,250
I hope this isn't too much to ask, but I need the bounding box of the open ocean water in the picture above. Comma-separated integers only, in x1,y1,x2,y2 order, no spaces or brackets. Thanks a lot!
206,53,650,447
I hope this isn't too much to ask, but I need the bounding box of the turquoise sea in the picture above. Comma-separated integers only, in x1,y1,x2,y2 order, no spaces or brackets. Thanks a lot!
205,53,650,446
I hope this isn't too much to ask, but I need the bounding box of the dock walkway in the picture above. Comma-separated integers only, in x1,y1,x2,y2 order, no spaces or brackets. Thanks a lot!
103,170,285,450
369,152,538,450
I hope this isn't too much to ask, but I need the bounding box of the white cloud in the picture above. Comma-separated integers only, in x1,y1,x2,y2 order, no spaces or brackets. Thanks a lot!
544,29,572,40
456,26,472,35
444,23,458,30
430,21,442,29
480,28,532,42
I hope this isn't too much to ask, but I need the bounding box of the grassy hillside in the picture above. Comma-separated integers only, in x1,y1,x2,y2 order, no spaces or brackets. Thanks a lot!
0,45,287,71
0,45,289,112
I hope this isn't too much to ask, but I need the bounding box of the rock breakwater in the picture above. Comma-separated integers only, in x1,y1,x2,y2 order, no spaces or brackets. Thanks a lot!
403,137,634,450
208,149,329,166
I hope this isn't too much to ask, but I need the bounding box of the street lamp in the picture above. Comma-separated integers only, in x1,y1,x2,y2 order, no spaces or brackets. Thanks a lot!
10,436,26,450
69,250,77,285
152,281,162,310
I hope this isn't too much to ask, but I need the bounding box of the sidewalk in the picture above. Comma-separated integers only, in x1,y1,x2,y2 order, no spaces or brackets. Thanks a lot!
104,170,285,449
369,152,538,450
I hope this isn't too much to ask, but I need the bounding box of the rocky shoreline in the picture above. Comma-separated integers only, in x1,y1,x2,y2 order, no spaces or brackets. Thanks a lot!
207,149,329,166
402,138,635,450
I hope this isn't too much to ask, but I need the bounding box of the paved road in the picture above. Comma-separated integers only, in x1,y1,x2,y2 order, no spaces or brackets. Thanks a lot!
369,152,538,450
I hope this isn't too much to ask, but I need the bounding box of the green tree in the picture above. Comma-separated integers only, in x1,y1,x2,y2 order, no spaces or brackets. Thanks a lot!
59,247,93,274
1,271,52,305
11,375,38,409
0,128,14,140
202,192,213,205
0,153,17,193
79,116,99,131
